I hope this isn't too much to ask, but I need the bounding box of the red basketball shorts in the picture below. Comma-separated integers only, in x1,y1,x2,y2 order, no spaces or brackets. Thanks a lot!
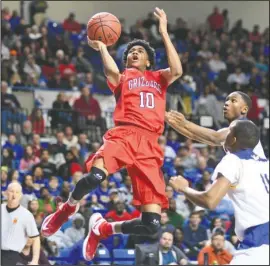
85,125,169,209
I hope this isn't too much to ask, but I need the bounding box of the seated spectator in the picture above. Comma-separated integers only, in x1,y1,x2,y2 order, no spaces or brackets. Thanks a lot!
53,131,67,155
47,176,61,197
17,120,34,146
158,135,177,160
177,146,198,169
183,212,208,258
1,81,26,135
1,166,9,198
92,179,110,207
49,92,73,129
106,188,121,211
28,199,44,228
72,46,93,74
47,71,69,89
63,126,78,149
206,218,236,255
77,133,91,162
174,228,196,259
64,213,85,245
29,108,45,135
20,238,50,265
135,231,188,265
1,147,14,168
19,145,40,172
33,149,57,178
32,167,46,192
22,174,39,195
197,41,213,60
59,181,71,202
166,130,181,154
23,54,41,79
32,134,42,158
89,194,106,210
105,200,133,222
63,12,82,33
57,150,82,180
195,170,212,191
198,230,233,265
8,169,19,183
73,85,107,133
227,66,249,85
38,187,56,216
3,133,24,160
208,52,227,73
167,198,184,229
159,211,176,236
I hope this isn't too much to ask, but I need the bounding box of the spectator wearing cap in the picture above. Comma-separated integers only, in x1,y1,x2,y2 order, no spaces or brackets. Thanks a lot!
63,12,82,33
198,229,232,265
73,85,107,133
1,183,40,266
64,213,85,245
105,200,133,222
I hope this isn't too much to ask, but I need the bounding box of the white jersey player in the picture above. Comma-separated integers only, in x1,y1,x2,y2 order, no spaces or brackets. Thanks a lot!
165,91,267,160
169,120,269,265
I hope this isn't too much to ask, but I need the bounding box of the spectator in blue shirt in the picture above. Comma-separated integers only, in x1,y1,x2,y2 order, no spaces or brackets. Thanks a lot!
183,212,208,258
3,134,24,160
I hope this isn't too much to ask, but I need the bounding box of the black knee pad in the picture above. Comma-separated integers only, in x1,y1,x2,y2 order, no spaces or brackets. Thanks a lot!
141,212,161,235
84,167,107,187
71,167,107,200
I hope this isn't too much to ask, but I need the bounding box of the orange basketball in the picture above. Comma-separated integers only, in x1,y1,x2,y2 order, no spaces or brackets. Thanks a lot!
87,12,121,46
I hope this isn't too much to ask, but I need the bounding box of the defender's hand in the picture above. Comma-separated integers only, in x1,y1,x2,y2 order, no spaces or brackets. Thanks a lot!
153,7,168,34
87,37,106,51
169,175,189,193
165,110,186,125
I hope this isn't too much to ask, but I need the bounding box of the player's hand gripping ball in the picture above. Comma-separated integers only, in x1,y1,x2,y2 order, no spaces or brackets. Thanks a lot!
87,12,121,46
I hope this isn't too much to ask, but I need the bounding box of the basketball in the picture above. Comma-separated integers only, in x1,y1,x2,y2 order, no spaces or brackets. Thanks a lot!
87,12,121,46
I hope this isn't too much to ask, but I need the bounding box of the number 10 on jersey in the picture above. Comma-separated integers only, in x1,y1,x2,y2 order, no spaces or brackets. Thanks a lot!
140,92,155,109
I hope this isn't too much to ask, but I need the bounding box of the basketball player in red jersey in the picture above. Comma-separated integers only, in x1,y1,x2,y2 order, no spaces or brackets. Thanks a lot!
41,7,183,260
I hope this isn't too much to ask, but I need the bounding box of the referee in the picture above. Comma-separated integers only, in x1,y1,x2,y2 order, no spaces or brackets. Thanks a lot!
1,183,40,265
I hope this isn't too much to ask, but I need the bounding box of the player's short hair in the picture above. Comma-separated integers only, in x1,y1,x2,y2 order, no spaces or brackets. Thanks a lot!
234,120,260,149
235,91,252,110
122,39,155,70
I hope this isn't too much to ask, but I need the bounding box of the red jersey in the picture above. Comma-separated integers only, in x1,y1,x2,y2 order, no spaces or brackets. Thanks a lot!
107,68,168,134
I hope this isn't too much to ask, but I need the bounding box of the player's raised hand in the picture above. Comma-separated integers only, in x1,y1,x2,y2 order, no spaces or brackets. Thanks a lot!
153,7,168,34
87,36,106,51
165,110,186,125
169,175,189,193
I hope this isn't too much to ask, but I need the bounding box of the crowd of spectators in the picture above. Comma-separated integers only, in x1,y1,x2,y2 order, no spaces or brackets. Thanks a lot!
1,3,269,265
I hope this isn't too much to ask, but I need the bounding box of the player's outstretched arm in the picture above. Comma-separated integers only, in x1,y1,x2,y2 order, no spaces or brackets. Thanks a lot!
169,174,231,210
165,110,229,146
87,37,121,86
154,7,183,85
